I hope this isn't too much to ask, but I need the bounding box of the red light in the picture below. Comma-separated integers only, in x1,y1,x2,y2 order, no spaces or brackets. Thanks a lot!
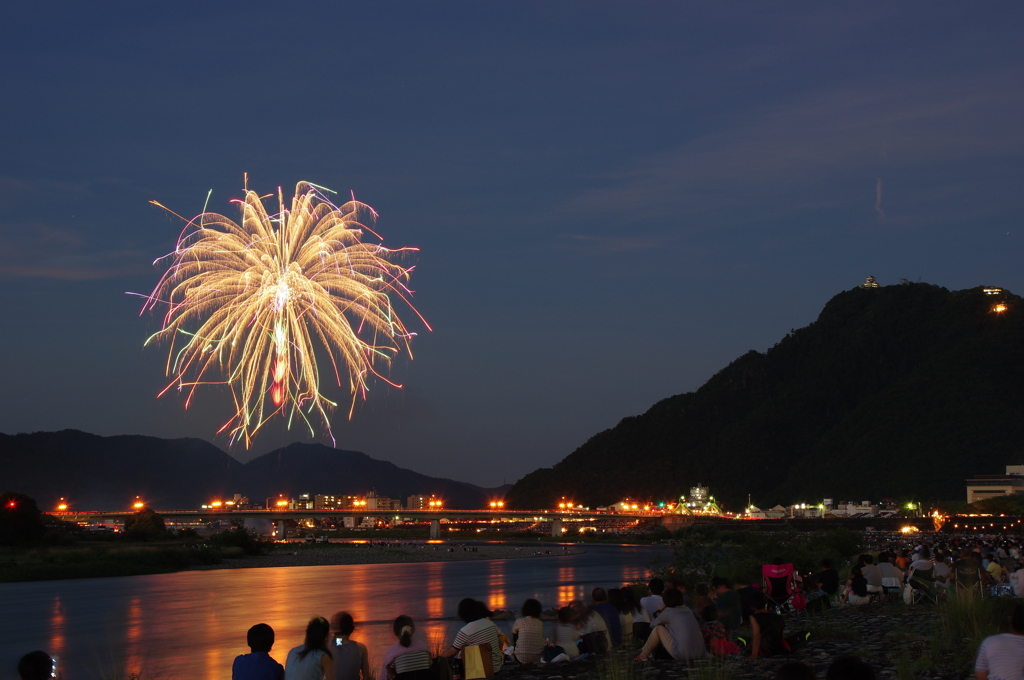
6,501,15,508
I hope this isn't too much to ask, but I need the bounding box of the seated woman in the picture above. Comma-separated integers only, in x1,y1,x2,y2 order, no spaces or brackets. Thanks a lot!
636,588,705,661
380,616,430,680
511,599,545,664
842,566,871,606
551,606,581,660
442,599,503,674
285,616,334,680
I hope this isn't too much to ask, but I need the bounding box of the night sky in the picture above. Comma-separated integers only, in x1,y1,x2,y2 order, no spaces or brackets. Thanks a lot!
1,3,1021,488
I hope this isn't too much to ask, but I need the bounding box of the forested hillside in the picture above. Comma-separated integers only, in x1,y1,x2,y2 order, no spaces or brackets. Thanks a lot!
504,284,1024,510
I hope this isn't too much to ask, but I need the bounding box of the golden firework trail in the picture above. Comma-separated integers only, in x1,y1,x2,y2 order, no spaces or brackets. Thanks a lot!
139,179,428,447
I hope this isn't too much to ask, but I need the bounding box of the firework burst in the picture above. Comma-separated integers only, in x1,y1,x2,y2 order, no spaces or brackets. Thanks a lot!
140,180,427,447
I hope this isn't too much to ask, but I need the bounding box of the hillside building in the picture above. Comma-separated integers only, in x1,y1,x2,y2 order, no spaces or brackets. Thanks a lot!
966,466,1024,503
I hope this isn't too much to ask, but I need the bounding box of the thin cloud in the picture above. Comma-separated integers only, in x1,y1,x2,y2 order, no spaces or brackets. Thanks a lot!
559,72,1023,226
0,224,148,280
875,178,885,219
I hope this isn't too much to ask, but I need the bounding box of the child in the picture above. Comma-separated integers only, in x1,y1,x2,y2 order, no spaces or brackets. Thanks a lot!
232,623,284,680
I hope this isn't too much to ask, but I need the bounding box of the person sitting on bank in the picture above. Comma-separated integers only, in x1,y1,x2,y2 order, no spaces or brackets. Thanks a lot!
332,611,371,680
285,616,334,680
975,603,1024,680
860,555,884,598
641,578,666,622
813,558,840,598
748,590,788,659
511,599,546,664
442,599,503,674
842,566,871,606
636,587,705,661
711,577,741,631
590,588,623,646
232,623,285,680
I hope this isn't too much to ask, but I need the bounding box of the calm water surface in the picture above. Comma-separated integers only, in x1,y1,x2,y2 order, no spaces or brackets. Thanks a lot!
1,543,669,679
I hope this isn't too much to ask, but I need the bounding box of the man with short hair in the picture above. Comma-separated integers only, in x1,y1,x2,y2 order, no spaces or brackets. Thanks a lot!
232,623,285,680
641,578,666,621
590,587,622,646
975,604,1024,680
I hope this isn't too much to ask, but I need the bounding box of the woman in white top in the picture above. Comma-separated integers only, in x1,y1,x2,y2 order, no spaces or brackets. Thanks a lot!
551,605,581,659
286,616,334,680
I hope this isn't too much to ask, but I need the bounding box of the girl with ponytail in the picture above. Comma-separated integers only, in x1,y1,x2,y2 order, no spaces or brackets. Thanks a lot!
380,615,431,680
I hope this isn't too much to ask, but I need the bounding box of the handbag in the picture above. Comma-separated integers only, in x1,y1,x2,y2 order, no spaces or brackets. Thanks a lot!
463,643,494,680
580,631,608,655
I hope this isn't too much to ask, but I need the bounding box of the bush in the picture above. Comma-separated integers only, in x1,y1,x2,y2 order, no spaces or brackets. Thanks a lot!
124,508,167,541
660,526,861,582
0,491,47,546
209,526,269,555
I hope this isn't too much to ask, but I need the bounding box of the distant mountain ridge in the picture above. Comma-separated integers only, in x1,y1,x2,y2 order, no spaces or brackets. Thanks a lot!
504,283,1024,510
0,430,508,510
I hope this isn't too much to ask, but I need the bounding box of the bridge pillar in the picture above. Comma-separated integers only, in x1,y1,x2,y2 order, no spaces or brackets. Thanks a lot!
551,519,563,538
275,520,287,541
429,519,441,539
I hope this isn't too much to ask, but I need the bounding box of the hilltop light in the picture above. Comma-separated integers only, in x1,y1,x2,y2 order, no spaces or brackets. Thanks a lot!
993,303,1008,313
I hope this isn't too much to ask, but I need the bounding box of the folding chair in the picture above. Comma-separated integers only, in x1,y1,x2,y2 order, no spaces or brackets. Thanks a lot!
955,561,985,598
762,563,796,614
908,568,937,605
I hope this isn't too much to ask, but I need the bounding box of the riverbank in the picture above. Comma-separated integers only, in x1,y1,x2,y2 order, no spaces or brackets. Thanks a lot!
191,542,585,570
498,600,990,680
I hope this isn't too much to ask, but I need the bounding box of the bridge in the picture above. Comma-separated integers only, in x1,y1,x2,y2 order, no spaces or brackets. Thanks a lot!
55,508,668,539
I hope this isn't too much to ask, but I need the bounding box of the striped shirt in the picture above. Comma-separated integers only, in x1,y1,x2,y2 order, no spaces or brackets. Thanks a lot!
976,633,1024,680
452,619,502,671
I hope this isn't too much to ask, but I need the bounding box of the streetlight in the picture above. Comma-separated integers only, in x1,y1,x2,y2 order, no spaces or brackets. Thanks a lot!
132,496,144,510
56,497,68,512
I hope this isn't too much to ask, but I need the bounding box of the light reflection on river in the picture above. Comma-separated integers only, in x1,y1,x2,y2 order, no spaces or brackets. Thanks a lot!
1,543,668,680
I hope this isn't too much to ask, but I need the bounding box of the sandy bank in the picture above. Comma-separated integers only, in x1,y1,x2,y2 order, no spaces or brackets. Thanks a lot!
191,542,585,570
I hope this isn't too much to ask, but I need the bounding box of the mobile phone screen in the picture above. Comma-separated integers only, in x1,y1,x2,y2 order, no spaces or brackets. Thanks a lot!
50,654,59,678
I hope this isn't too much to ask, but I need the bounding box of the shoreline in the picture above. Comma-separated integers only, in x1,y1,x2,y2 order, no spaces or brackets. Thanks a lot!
189,542,586,570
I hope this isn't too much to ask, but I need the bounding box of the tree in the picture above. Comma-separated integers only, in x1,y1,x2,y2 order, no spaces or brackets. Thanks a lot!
0,491,47,545
124,507,167,540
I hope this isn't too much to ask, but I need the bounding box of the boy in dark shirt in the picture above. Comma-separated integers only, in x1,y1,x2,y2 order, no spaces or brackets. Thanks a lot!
232,623,284,680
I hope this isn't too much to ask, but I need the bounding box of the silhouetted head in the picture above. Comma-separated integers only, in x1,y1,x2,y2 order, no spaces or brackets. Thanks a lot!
591,587,607,603
648,578,665,595
17,651,53,680
332,611,356,638
247,623,275,653
521,599,542,618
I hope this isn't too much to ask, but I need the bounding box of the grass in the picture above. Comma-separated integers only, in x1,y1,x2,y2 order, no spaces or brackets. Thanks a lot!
0,540,241,582
689,656,736,680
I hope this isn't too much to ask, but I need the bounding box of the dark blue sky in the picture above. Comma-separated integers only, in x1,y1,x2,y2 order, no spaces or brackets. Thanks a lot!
1,3,1021,487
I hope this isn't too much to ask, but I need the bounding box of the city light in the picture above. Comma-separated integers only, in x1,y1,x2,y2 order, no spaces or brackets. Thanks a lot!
56,497,67,512
993,303,1008,313
276,499,289,507
488,501,504,509
211,501,223,508
428,500,443,508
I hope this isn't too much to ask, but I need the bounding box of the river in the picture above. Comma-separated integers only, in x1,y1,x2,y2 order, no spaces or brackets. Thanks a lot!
1,543,671,679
